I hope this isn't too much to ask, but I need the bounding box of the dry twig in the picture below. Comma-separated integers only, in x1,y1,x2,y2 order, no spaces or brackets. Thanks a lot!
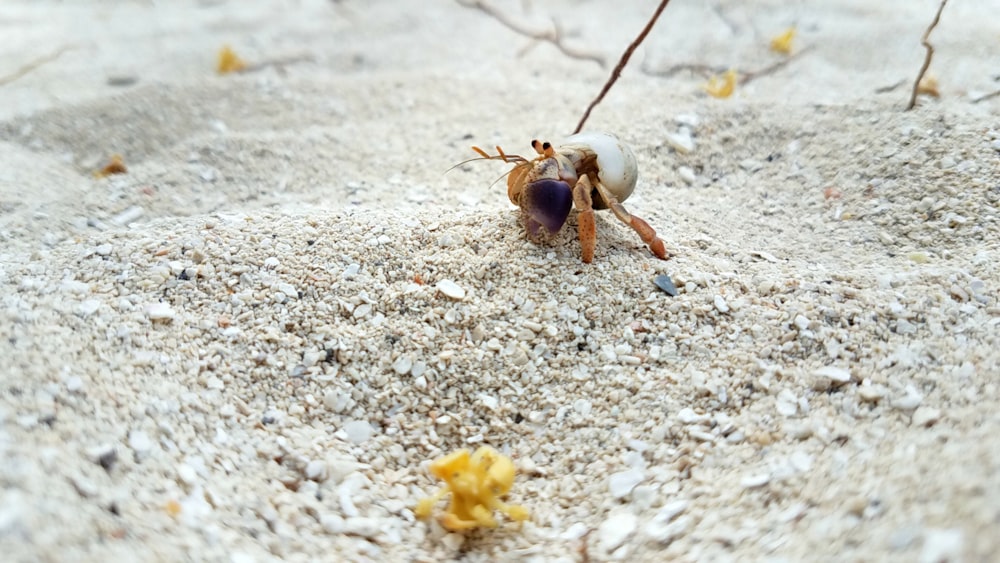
573,0,672,134
971,87,1000,104
457,0,605,68
0,46,74,87
907,0,948,110
739,45,814,85
642,46,814,88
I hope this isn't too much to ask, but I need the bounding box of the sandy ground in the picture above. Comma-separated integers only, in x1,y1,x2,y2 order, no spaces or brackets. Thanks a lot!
2,0,999,561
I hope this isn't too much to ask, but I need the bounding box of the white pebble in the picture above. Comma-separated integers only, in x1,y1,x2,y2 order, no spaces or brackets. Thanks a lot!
76,299,101,317
177,463,198,485
478,394,499,411
306,460,328,481
343,263,360,279
146,302,176,321
775,390,799,417
436,279,466,300
644,512,691,544
320,513,345,533
441,532,465,550
392,356,413,375
276,282,297,298
858,384,886,402
573,398,592,416
665,129,695,154
128,430,153,454
342,420,374,444
815,366,851,383
920,528,963,563
713,295,729,313
677,166,696,184
343,517,382,539
598,511,638,553
893,385,923,411
676,407,707,424
789,450,813,472
911,406,941,427
111,205,144,225
65,376,84,393
741,473,770,489
608,468,645,499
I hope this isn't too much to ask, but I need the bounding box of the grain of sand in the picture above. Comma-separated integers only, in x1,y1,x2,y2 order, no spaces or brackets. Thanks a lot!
1,1,999,561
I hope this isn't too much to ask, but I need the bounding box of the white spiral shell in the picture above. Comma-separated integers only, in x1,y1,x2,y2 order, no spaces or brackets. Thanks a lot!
560,131,639,203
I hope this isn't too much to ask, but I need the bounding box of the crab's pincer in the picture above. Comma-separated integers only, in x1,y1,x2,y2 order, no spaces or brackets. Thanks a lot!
522,178,573,238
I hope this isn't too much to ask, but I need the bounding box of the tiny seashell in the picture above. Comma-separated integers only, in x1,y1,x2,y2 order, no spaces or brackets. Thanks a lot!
654,274,678,296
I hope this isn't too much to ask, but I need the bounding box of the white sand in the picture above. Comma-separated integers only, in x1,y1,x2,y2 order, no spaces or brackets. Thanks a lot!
2,1,999,561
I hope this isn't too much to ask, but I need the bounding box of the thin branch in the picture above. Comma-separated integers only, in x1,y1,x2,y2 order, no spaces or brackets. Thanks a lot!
641,60,727,79
874,79,907,94
243,54,316,73
907,0,948,111
574,0,672,134
971,88,1000,104
456,0,605,68
642,46,814,87
739,45,814,85
0,46,74,87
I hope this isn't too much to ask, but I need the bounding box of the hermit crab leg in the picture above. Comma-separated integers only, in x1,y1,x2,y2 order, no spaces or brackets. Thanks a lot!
592,180,668,260
573,175,598,263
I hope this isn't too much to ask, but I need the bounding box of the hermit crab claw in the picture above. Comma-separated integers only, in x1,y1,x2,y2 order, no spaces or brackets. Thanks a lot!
521,178,573,239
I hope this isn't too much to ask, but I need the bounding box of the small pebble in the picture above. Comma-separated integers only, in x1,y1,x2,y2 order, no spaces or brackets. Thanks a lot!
128,430,153,454
342,420,373,444
306,460,328,481
714,295,730,313
892,386,923,411
598,511,638,553
76,299,101,318
911,406,941,427
146,302,176,321
392,356,413,375
858,384,886,403
608,468,645,499
920,528,963,563
177,463,198,486
436,279,466,300
815,366,851,383
677,166,696,184
111,205,144,226
741,473,770,489
664,129,695,154
441,532,464,550
654,274,678,296
65,376,84,393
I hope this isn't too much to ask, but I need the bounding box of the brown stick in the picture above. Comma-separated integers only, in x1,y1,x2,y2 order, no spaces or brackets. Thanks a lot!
573,0,672,134
456,0,605,67
971,88,1000,104
739,45,814,85
0,46,74,87
906,0,948,111
642,45,813,86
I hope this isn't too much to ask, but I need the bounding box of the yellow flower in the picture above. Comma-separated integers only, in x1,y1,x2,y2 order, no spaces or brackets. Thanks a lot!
704,69,737,99
415,446,529,531
217,45,247,75
770,27,796,55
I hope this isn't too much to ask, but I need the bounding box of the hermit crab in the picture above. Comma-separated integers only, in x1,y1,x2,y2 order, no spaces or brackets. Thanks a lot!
470,132,668,263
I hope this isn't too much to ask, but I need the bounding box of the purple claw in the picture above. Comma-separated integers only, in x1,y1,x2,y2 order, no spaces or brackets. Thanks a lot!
522,179,572,236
